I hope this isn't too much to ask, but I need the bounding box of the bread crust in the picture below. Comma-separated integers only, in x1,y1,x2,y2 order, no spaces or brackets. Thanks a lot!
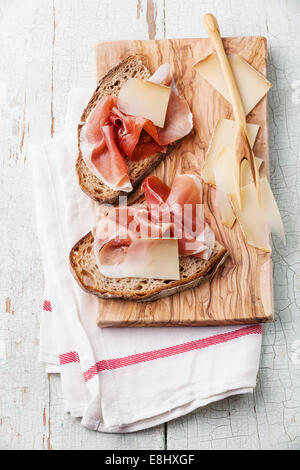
69,231,228,302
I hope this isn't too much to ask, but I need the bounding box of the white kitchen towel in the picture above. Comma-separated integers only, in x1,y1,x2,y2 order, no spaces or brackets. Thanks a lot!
31,88,263,433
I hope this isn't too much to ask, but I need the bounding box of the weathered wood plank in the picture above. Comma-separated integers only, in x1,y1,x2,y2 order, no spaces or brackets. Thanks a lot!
51,0,165,134
165,0,300,450
0,0,54,450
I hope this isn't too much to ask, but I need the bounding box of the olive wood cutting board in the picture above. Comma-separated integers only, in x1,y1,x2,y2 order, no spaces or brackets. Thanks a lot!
94,37,273,327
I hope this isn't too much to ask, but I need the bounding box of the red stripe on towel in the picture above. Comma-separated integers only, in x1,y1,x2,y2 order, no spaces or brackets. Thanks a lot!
43,300,52,312
81,324,262,382
59,351,80,365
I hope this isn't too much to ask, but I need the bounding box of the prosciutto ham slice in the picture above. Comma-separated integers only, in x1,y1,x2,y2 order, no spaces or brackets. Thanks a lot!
93,174,215,278
80,65,193,192
80,96,133,192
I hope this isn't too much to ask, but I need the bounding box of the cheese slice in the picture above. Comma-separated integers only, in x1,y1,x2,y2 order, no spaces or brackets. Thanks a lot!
232,180,270,251
202,119,259,186
117,78,171,128
214,186,236,229
214,146,240,228
194,53,271,115
96,238,180,280
260,177,286,245
231,177,285,252
214,150,263,228
240,157,263,186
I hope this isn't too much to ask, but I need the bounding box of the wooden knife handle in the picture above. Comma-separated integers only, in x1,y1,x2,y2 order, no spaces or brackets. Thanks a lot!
202,13,246,130
203,13,260,202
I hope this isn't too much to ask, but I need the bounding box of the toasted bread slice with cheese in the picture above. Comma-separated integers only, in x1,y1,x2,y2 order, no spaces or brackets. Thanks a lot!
69,232,228,302
77,55,176,204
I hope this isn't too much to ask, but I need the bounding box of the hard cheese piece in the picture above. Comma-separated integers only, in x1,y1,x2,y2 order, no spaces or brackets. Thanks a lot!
194,54,271,115
232,177,285,252
203,118,259,186
232,179,270,251
260,177,286,245
214,147,240,228
240,157,263,186
214,153,264,228
98,238,180,280
214,186,236,229
117,78,171,128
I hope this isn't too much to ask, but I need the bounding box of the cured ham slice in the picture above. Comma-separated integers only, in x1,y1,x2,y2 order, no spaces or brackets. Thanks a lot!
142,176,170,204
144,175,214,258
80,97,133,192
94,175,215,279
85,96,116,143
109,106,166,161
80,64,193,192
148,64,193,145
148,63,179,95
99,125,132,190
156,93,193,146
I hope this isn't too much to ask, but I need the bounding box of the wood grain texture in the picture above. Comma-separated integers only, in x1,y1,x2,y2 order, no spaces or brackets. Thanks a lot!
95,37,273,327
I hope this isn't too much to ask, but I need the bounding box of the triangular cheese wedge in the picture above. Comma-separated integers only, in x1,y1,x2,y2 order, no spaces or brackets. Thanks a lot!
231,177,285,251
194,54,271,115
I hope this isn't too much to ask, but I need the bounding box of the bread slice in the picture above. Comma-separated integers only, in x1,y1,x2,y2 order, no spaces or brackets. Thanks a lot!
69,232,228,302
77,55,176,204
